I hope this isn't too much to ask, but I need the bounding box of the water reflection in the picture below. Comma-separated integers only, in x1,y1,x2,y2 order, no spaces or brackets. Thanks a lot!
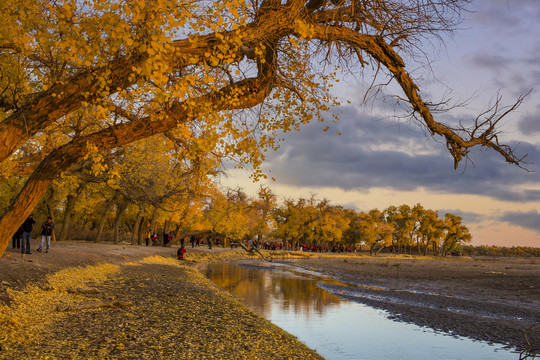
205,260,517,360
206,261,345,316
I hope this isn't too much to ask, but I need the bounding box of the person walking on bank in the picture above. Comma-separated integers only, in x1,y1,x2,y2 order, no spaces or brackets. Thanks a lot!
21,214,36,254
37,216,55,253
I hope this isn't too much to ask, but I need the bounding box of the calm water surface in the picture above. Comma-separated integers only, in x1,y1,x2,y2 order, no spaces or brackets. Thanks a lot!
204,260,517,360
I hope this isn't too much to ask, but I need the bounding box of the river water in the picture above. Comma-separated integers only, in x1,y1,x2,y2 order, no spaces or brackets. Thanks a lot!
204,260,517,360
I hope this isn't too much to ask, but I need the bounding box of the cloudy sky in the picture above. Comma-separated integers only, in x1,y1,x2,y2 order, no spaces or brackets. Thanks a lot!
225,0,540,247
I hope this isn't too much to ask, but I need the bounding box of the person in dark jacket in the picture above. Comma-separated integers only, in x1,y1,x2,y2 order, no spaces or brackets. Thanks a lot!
37,216,55,253
177,245,186,260
162,231,169,247
21,214,36,254
12,226,23,249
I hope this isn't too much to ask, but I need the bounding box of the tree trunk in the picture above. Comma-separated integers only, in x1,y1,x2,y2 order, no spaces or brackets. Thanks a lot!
131,213,143,245
137,217,146,245
375,243,386,255
441,240,449,256
45,191,57,243
113,201,128,244
173,224,181,243
149,207,158,234
95,201,112,243
66,220,74,241
58,194,77,242
163,218,171,233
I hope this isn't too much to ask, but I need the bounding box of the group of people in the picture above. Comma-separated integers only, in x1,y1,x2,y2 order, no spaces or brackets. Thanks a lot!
255,242,356,253
145,229,174,247
12,214,186,259
12,214,55,254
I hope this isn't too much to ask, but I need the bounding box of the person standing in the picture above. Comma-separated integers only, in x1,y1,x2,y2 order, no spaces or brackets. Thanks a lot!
37,216,55,253
162,231,169,247
21,214,36,254
145,228,151,246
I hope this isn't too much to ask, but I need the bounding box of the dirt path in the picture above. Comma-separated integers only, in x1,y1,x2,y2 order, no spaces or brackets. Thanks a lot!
0,242,322,359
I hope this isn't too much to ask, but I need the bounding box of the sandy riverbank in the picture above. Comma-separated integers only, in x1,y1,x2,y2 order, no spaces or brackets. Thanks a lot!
291,254,540,353
0,242,323,359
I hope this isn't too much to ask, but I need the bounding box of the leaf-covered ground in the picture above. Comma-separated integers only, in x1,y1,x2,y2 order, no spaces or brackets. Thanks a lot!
0,252,323,359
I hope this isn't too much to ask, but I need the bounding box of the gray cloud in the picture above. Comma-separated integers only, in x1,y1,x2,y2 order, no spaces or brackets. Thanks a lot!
518,108,540,134
469,0,538,33
263,105,540,202
459,1,540,93
467,54,512,71
499,210,540,233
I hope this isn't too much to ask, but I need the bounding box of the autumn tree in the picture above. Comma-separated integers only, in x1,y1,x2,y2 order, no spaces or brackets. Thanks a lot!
384,205,412,254
251,185,277,243
341,208,361,247
0,0,528,258
418,209,445,256
358,209,394,255
441,213,471,256
272,197,318,248
311,200,349,247
271,195,349,249
202,187,253,246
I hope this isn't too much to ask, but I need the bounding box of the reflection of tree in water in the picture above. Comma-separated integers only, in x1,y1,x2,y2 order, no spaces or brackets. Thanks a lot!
206,262,342,317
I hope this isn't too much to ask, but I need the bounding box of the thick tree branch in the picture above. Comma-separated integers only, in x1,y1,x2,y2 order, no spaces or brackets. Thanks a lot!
308,23,527,168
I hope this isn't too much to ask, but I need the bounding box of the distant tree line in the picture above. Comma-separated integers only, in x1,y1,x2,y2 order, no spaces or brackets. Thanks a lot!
271,199,471,256
458,245,540,257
